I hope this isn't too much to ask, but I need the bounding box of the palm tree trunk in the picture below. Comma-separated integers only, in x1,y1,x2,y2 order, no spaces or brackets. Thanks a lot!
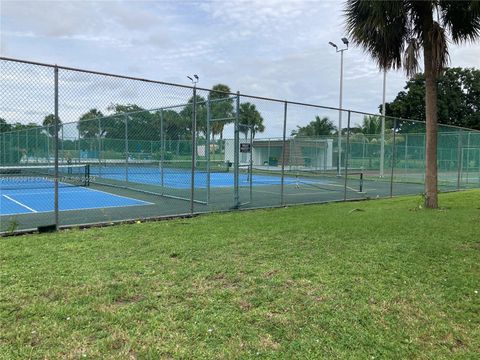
423,14,439,209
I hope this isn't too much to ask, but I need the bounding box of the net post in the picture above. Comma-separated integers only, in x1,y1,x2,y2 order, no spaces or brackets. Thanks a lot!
190,86,197,214
233,91,240,208
206,97,211,205
343,110,351,201
54,65,59,230
456,130,463,190
281,101,288,206
390,118,397,197
124,114,129,182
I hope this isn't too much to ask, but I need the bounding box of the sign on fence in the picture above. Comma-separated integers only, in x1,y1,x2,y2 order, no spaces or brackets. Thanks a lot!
240,143,251,153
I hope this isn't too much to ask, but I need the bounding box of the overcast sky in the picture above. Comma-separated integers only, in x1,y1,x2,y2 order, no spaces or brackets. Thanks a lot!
1,0,479,134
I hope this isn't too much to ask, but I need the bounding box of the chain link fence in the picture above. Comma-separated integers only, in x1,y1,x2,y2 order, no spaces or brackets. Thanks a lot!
1,57,479,234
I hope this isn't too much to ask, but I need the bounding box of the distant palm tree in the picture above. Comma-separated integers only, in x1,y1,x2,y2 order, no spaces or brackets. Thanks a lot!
209,84,233,142
238,102,265,139
345,0,480,208
291,116,336,137
42,114,62,137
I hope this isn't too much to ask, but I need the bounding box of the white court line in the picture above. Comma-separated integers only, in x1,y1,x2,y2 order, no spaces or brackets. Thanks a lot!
2,194,37,213
0,202,153,217
2,186,154,205
85,186,154,205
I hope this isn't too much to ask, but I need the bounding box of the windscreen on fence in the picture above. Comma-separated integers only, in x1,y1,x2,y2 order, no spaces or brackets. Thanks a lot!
1,57,479,234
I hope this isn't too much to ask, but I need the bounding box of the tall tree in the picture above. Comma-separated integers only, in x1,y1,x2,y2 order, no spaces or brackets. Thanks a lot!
345,0,480,208
78,109,104,138
106,104,158,140
359,115,382,135
42,114,62,137
179,95,208,138
291,116,336,137
0,118,12,133
209,84,234,141
238,102,265,139
384,67,480,130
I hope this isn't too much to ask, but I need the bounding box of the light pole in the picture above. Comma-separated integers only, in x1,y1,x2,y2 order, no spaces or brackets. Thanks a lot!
329,37,349,175
380,69,386,177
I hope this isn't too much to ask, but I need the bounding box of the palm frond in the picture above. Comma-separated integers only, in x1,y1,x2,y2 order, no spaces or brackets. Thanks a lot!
440,0,480,43
344,0,409,70
430,21,450,74
403,38,421,77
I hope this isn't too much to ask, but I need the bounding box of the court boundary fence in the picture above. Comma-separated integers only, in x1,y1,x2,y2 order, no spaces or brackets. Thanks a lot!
1,57,479,234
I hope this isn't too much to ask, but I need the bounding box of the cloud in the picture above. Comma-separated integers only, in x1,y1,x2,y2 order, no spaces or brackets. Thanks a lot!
1,0,479,135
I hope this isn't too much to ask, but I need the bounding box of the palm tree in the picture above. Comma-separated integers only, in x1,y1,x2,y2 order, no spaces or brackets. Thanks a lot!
345,0,480,208
78,109,104,139
42,114,62,137
291,116,336,137
238,102,265,139
209,84,233,142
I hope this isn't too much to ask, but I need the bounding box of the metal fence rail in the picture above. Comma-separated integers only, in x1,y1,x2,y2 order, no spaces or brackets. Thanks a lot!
1,57,479,234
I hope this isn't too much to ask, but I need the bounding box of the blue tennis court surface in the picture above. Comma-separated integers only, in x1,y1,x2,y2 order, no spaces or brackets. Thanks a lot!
0,185,152,216
90,166,324,189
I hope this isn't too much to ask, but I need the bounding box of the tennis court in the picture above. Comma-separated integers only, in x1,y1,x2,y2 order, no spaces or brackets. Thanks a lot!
1,57,478,234
0,165,152,217
89,162,344,189
0,162,367,220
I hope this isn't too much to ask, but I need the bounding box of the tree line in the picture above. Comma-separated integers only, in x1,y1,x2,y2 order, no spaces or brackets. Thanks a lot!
0,84,266,142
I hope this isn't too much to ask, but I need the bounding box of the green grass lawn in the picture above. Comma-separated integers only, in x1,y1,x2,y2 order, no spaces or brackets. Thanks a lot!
1,191,479,359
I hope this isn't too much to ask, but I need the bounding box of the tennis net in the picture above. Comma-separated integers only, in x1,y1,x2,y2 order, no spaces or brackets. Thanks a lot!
0,164,90,190
241,166,365,192
88,159,229,177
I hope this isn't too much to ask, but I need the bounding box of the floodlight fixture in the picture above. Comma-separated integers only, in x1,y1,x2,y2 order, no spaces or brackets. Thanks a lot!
329,41,338,49
341,37,349,46
187,75,199,87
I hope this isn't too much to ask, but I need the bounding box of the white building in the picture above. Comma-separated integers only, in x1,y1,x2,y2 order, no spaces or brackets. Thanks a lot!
224,138,334,170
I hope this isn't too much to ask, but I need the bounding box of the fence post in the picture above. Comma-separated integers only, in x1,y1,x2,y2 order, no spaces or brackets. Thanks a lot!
54,65,59,230
160,109,164,190
190,86,197,214
249,124,253,204
206,98,211,204
456,130,463,190
98,117,102,162
124,114,129,182
97,117,102,176
35,129,38,163
343,111,351,201
404,133,408,177
466,131,471,184
281,101,288,206
390,119,397,197
233,92,240,208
